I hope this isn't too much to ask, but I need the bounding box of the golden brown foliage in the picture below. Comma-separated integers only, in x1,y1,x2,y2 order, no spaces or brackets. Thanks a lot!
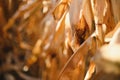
0,0,120,80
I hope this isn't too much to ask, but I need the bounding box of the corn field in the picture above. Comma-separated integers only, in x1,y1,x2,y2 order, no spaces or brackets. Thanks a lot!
0,0,120,80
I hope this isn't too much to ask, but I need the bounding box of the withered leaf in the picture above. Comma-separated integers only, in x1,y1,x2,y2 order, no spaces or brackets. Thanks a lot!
53,0,70,21
105,22,120,42
111,0,120,24
83,0,94,33
84,61,96,80
69,0,83,25
58,34,96,80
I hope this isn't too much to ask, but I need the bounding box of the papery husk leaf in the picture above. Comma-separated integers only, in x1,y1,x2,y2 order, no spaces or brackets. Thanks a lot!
84,61,96,80
53,0,70,21
111,0,120,24
58,33,97,80
83,0,94,33
105,22,120,42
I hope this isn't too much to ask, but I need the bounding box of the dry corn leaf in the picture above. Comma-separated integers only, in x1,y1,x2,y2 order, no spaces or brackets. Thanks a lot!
84,61,96,80
83,0,94,33
53,0,70,21
103,0,115,33
69,0,84,26
70,12,90,52
105,21,120,42
52,11,66,48
58,33,97,80
69,0,92,52
111,0,120,24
